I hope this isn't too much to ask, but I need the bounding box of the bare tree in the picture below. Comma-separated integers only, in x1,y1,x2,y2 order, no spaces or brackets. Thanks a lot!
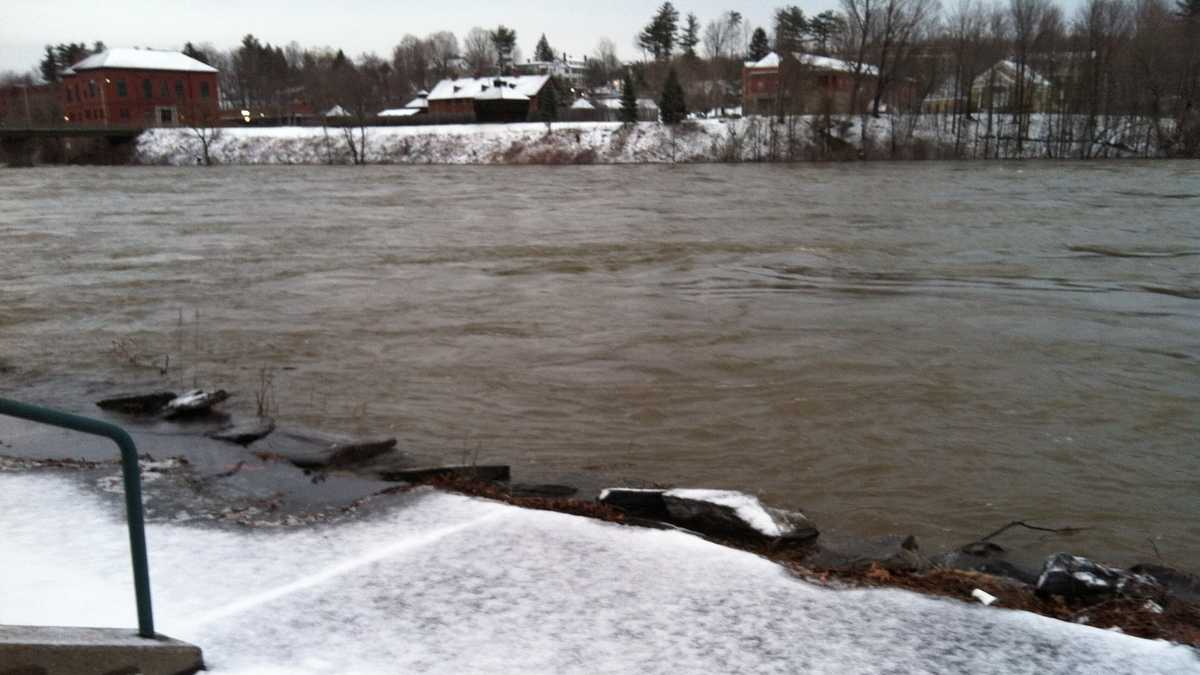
462,27,496,75
428,32,460,81
392,35,432,93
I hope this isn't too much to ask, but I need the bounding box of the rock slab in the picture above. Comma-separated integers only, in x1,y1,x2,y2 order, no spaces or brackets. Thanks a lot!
0,625,203,675
96,392,178,415
207,418,276,446
379,465,511,483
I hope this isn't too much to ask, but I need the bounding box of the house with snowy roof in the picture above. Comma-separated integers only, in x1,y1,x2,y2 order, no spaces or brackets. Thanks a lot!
742,52,902,115
923,60,1054,114
60,48,219,127
378,90,430,119
425,75,553,123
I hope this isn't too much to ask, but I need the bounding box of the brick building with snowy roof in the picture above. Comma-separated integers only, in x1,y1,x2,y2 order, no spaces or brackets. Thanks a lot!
426,75,552,123
61,48,219,127
742,52,913,115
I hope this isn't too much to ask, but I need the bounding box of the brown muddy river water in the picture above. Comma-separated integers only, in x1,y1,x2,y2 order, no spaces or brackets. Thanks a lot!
2,162,1198,566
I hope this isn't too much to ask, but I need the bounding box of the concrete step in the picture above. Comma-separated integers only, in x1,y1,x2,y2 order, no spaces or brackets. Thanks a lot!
0,625,202,675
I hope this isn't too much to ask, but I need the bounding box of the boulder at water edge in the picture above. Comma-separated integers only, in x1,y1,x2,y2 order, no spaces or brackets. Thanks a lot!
1036,553,1162,601
662,489,819,546
162,390,230,419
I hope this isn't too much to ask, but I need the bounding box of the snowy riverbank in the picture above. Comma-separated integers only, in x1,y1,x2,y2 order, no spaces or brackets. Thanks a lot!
136,114,1165,166
2,471,1197,674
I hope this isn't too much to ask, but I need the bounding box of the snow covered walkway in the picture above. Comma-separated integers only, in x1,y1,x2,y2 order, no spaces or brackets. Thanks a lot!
1,473,1195,674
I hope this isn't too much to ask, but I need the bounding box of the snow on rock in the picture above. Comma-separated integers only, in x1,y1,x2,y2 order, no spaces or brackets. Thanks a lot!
662,488,819,545
1036,553,1163,601
162,389,229,418
1,473,1196,675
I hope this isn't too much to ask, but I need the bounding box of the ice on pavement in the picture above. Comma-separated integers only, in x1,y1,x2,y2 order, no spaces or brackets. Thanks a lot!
1,473,1196,675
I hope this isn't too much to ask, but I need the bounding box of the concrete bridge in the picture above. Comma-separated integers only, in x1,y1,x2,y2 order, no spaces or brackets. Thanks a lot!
0,126,143,167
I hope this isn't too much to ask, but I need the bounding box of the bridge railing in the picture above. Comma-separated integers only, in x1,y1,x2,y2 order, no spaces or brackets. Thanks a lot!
0,398,155,638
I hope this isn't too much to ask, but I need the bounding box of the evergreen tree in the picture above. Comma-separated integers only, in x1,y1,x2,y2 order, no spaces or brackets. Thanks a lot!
774,6,809,53
749,28,772,61
182,42,210,65
658,67,687,125
637,2,680,60
620,72,639,124
679,13,701,60
808,11,846,55
491,26,518,74
535,34,556,62
538,77,560,127
38,46,59,83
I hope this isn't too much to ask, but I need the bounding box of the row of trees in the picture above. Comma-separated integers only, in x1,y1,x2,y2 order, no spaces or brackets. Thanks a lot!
5,0,1198,158
629,0,1199,157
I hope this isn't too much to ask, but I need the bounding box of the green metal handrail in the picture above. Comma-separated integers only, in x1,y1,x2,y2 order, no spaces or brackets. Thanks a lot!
0,398,155,638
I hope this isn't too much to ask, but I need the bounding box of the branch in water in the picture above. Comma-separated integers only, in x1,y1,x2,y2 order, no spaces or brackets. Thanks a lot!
977,520,1091,544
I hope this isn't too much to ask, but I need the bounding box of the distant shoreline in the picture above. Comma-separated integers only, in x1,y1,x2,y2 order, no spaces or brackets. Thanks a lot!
128,115,1173,167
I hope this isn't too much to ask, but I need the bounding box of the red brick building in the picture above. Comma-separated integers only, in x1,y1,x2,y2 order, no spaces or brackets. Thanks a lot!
61,48,219,127
743,52,884,115
426,75,551,123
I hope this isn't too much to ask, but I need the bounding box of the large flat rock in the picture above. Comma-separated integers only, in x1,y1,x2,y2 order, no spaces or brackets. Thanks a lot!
0,625,203,675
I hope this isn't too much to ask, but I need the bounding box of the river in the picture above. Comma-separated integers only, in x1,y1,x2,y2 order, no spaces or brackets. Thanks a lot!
2,162,1198,566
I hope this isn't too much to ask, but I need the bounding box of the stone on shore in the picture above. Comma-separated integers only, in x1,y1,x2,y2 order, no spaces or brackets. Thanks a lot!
598,487,819,547
96,392,178,415
288,438,398,470
162,390,230,419
378,465,511,483
326,438,398,468
933,542,1039,585
207,418,276,446
598,488,669,519
662,489,819,546
1129,564,1200,604
511,483,578,499
1036,554,1162,601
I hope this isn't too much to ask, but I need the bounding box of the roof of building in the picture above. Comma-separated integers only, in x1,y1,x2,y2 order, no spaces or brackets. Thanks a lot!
745,52,878,77
427,75,551,102
989,60,1052,87
570,98,595,110
404,92,430,109
63,48,218,75
324,105,349,117
378,108,422,117
595,97,660,111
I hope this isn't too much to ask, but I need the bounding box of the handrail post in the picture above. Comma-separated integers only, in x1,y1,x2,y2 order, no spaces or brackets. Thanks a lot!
0,398,155,638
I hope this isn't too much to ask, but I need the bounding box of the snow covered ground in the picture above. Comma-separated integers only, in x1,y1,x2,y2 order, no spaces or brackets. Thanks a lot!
136,114,1162,166
1,472,1196,674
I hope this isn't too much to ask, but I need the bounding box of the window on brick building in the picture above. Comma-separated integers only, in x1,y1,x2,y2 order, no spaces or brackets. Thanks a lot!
161,81,170,97
144,79,152,99
66,88,73,103
87,81,97,98
117,80,128,97
200,82,210,98
175,81,184,98
120,108,130,119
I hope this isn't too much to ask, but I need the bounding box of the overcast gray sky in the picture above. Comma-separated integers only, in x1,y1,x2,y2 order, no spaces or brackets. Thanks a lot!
0,0,840,74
